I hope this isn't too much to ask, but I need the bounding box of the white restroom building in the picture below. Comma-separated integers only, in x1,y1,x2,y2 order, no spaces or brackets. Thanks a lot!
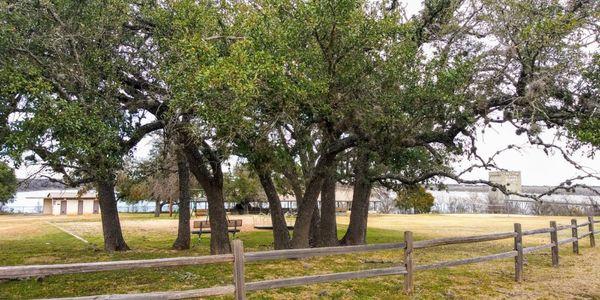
42,191,100,215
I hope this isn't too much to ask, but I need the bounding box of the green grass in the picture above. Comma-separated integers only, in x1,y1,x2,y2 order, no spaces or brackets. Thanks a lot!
0,214,598,299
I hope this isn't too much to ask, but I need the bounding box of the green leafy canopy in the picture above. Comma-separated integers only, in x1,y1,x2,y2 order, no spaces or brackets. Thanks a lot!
0,162,17,204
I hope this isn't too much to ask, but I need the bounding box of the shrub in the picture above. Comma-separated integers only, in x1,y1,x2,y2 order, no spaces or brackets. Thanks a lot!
395,185,435,214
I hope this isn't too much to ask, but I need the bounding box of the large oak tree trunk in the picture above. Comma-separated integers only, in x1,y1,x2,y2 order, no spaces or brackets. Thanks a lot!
291,175,324,248
203,183,231,254
97,180,130,251
318,171,338,246
340,151,372,246
173,150,191,250
291,154,336,248
340,182,371,245
183,141,231,254
257,171,291,249
282,168,320,247
309,202,321,247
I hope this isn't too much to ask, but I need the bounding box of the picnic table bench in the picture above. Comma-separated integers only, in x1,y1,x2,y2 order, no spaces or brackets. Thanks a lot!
194,209,208,217
192,219,242,239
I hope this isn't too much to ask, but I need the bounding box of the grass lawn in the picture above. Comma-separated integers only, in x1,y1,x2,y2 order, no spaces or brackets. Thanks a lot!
0,213,599,299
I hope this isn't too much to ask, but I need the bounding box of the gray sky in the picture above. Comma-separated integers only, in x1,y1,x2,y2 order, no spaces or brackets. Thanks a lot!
456,123,599,186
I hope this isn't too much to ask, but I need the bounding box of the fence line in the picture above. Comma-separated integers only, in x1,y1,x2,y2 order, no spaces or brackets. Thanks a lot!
1,216,599,300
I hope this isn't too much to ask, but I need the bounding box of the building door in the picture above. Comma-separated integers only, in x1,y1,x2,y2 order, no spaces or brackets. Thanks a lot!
60,201,67,215
78,200,84,215
93,201,100,214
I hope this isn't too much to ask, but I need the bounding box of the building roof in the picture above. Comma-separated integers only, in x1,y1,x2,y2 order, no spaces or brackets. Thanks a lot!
45,190,97,199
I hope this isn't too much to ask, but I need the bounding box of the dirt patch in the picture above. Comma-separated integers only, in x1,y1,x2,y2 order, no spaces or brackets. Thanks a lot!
52,214,268,238
0,219,48,240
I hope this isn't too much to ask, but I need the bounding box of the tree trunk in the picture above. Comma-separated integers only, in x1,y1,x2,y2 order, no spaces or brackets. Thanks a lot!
340,150,372,246
282,169,304,203
154,200,162,217
258,171,291,250
183,141,231,254
204,183,231,254
319,171,338,246
282,166,317,247
309,202,321,247
291,176,323,248
173,150,191,250
291,154,336,248
97,180,130,251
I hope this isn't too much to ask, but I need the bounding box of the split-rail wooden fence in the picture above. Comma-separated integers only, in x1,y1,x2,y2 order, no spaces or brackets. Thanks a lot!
0,216,598,299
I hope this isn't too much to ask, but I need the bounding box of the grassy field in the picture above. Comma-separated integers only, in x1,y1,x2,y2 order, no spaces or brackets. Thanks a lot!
0,213,599,299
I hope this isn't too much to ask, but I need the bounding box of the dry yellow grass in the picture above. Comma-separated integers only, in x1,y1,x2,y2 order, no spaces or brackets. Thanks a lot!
0,213,598,299
341,213,581,238
42,214,287,240
337,213,600,299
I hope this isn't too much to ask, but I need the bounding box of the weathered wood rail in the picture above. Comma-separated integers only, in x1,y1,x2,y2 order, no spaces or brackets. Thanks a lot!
1,216,598,299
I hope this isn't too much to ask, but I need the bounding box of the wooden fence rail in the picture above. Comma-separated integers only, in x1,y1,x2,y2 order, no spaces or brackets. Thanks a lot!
1,216,598,300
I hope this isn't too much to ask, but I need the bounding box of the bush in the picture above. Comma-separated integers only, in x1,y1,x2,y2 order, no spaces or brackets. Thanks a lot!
395,185,434,214
0,162,17,204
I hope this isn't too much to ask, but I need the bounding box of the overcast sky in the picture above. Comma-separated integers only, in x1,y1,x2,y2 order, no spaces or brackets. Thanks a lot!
455,123,599,186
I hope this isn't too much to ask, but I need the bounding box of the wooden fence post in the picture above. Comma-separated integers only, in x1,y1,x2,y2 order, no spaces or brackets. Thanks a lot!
514,223,523,282
232,239,246,300
571,219,579,254
404,231,414,294
589,216,596,248
550,221,559,267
